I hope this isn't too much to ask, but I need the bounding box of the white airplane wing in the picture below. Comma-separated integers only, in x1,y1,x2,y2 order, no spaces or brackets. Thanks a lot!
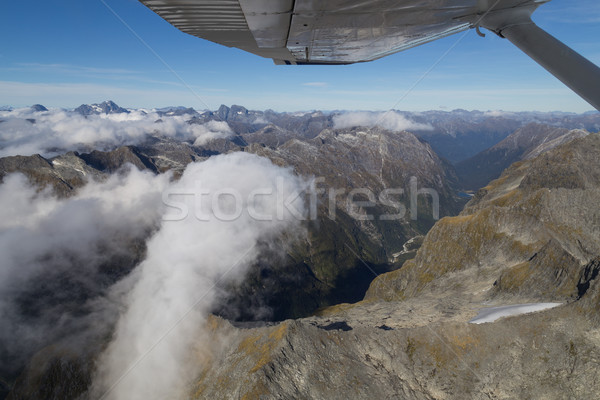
139,0,600,110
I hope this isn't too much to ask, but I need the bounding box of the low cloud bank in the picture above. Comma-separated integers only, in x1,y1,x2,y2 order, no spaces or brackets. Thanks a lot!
0,151,310,398
0,108,232,158
87,152,309,399
0,167,172,374
333,111,432,132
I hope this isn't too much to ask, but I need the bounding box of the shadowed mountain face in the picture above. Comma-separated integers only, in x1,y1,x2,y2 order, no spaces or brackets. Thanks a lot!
455,123,590,190
402,109,600,163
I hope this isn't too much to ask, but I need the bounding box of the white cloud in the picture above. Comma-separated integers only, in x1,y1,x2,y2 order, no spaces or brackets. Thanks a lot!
191,120,232,146
0,167,172,370
91,152,309,399
252,115,268,124
483,110,510,117
302,82,328,87
332,111,433,132
0,151,310,398
0,107,232,157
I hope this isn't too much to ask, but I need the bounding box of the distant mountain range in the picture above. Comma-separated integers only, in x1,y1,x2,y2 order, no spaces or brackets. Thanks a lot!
8,101,598,163
191,105,600,163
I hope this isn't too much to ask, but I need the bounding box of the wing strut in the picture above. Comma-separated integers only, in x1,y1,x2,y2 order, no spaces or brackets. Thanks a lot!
481,8,600,111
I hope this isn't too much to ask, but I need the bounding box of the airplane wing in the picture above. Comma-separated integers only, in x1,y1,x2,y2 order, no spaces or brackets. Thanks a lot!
139,0,600,111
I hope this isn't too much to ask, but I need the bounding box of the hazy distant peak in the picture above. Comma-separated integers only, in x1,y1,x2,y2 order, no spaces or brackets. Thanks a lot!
30,104,48,112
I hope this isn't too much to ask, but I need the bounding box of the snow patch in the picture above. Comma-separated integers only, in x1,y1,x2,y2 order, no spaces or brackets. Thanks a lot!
469,303,562,324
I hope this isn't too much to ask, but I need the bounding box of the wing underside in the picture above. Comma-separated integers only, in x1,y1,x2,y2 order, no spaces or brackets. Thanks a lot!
139,0,600,110
139,0,547,65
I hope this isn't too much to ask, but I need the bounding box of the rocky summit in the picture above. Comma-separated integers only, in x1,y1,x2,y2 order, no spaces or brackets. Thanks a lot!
74,100,129,116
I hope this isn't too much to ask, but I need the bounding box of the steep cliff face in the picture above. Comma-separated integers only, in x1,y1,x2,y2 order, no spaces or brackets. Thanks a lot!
367,133,600,304
0,153,102,196
250,126,461,246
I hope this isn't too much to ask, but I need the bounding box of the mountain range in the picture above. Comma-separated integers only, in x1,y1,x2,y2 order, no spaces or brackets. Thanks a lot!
1,101,599,399
12,101,600,161
168,133,600,400
456,123,590,190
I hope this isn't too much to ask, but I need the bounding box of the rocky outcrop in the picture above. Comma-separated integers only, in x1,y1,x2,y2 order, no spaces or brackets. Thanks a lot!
30,104,48,112
187,305,600,400
0,153,101,196
240,124,298,148
78,146,158,174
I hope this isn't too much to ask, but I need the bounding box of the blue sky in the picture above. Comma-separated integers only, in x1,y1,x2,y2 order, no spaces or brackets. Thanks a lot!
1,0,598,112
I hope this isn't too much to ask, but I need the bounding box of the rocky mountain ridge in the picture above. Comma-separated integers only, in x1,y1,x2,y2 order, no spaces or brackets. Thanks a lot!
368,133,600,303
182,134,600,400
456,123,590,189
2,102,600,399
221,126,462,321
74,100,129,116
7,101,599,164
